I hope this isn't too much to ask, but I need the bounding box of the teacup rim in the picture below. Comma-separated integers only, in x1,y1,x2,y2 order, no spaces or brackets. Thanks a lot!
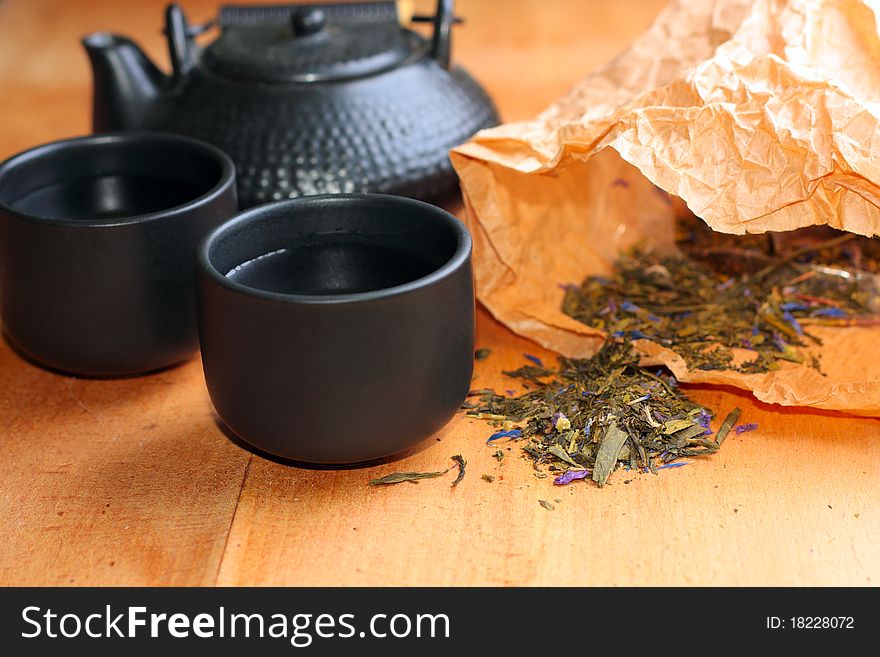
0,131,236,228
197,193,473,305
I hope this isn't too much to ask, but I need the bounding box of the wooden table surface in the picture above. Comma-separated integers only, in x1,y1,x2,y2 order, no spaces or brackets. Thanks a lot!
0,0,877,587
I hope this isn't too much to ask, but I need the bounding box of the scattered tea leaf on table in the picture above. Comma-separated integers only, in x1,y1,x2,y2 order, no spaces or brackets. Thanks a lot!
475,348,492,360
663,418,696,435
671,422,712,443
538,500,555,511
468,340,746,487
715,407,742,446
592,422,629,487
451,454,467,486
546,444,582,469
370,470,449,486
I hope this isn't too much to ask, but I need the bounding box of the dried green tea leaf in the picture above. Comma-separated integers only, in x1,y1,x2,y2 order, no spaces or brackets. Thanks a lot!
663,419,696,435
482,474,495,483
715,407,742,446
670,423,710,442
592,422,629,487
562,214,880,375
475,348,492,360
502,364,554,384
451,454,467,486
546,444,582,468
369,470,449,486
538,500,555,511
467,340,742,487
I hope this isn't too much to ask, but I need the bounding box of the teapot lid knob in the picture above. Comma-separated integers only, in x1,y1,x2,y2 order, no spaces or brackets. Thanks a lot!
291,8,326,37
206,3,415,83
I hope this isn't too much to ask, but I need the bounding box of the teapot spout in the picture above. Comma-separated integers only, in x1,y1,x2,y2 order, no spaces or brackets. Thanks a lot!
82,33,171,132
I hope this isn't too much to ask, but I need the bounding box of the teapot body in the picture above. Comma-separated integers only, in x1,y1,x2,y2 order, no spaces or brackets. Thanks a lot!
152,58,497,207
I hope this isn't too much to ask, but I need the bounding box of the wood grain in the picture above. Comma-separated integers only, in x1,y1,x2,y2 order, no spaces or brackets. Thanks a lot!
0,0,877,586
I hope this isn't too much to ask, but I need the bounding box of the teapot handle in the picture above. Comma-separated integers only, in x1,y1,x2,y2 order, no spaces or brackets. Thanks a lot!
165,4,197,81
429,0,454,70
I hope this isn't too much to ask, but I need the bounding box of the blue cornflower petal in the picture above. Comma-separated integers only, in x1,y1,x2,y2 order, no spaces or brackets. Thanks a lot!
487,429,522,444
810,307,847,318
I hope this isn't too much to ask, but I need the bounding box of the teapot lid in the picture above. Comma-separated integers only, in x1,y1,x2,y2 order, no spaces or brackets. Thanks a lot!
202,3,420,83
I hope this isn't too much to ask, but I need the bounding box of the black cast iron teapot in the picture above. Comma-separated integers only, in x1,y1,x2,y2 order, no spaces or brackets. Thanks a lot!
83,1,499,207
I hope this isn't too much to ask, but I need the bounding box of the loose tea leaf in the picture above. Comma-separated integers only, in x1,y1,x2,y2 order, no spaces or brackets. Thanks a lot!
468,341,742,487
714,407,742,446
538,500,555,511
663,418,696,434
475,348,492,360
546,444,582,469
592,422,629,487
370,470,449,486
562,216,880,374
482,474,496,483
451,454,467,486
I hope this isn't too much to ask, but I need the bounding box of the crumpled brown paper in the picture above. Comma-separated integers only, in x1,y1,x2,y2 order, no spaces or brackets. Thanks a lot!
451,0,880,415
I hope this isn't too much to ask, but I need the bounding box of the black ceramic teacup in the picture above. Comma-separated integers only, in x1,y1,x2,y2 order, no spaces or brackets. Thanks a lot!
196,194,475,464
0,132,237,376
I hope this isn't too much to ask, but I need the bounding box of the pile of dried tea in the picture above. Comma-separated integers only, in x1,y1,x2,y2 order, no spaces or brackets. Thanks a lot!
562,219,880,373
467,341,747,487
